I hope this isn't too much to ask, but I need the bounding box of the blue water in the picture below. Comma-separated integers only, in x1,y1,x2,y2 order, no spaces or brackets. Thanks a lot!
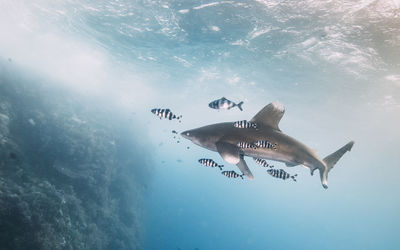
1,0,400,249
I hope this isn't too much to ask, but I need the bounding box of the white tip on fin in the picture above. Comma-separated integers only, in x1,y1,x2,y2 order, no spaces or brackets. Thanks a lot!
272,101,285,112
216,141,240,165
236,156,254,180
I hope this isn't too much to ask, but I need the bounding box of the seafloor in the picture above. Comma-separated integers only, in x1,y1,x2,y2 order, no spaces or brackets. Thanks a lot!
0,61,150,250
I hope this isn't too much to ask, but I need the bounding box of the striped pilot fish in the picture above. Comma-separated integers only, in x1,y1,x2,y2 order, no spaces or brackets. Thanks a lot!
253,158,273,168
237,141,257,149
198,158,224,170
208,97,243,111
151,108,182,121
267,169,297,182
221,170,244,179
233,120,258,129
253,140,277,150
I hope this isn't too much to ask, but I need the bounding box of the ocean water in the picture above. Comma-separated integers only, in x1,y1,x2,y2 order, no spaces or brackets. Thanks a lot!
1,0,400,249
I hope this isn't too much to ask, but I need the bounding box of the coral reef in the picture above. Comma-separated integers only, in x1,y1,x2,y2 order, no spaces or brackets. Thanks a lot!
0,62,150,250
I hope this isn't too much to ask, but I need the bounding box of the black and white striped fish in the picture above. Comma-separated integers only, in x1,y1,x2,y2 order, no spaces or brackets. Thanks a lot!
267,169,297,182
253,140,277,150
198,158,224,170
151,108,182,121
221,170,244,179
208,97,243,111
253,158,273,168
233,120,257,129
237,141,257,149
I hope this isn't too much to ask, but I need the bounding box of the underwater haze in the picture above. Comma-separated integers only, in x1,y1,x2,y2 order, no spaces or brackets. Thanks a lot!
1,0,400,249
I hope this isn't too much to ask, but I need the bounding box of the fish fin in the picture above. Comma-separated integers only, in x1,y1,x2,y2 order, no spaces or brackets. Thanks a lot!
319,141,354,189
323,141,354,172
285,162,298,167
216,141,240,164
310,166,317,176
236,101,243,111
249,102,285,131
236,155,254,180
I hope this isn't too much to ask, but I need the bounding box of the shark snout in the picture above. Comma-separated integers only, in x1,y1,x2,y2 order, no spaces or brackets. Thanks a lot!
180,130,191,140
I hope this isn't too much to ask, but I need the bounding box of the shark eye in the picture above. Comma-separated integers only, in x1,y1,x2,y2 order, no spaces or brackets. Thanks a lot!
186,132,190,136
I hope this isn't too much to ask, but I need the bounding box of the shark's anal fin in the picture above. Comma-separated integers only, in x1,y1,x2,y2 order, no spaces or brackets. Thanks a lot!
250,102,285,131
237,155,254,180
216,141,240,164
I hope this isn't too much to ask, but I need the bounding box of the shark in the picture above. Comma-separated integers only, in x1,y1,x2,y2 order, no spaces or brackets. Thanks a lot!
181,102,354,189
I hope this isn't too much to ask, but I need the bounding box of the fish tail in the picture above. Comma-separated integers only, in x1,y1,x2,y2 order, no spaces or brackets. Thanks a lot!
218,165,223,171
320,141,354,189
240,174,244,179
291,174,297,182
236,101,244,111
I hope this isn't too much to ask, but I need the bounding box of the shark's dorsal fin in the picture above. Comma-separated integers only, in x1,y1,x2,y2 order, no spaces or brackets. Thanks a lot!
216,141,240,164
250,102,285,131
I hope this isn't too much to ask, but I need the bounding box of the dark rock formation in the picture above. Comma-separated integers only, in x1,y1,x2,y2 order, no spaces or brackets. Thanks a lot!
0,62,151,250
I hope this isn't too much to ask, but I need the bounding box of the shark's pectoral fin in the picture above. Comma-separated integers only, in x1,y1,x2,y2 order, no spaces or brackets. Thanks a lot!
216,141,240,164
250,102,285,131
236,156,254,180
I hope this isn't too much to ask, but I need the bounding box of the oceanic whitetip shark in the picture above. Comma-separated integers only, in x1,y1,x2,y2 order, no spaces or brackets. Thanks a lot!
181,102,354,189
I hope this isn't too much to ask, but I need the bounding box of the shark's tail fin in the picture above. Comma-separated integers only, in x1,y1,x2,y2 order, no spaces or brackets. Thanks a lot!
236,101,243,111
291,174,297,182
319,141,354,189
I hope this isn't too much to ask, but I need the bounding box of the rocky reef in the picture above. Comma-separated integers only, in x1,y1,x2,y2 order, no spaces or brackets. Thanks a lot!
0,61,150,250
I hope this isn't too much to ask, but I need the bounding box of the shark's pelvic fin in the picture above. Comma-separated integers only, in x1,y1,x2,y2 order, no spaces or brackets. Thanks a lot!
216,141,240,164
237,155,254,180
319,141,355,189
250,102,285,131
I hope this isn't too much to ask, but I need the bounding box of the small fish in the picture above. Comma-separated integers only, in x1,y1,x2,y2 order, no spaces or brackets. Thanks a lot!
267,169,297,182
233,120,257,129
172,130,178,134
254,140,277,150
221,170,243,179
198,158,224,170
237,141,257,149
253,158,273,168
151,108,182,121
208,97,243,111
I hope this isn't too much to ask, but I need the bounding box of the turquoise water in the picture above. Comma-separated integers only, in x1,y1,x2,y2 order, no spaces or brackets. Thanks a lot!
1,1,400,249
